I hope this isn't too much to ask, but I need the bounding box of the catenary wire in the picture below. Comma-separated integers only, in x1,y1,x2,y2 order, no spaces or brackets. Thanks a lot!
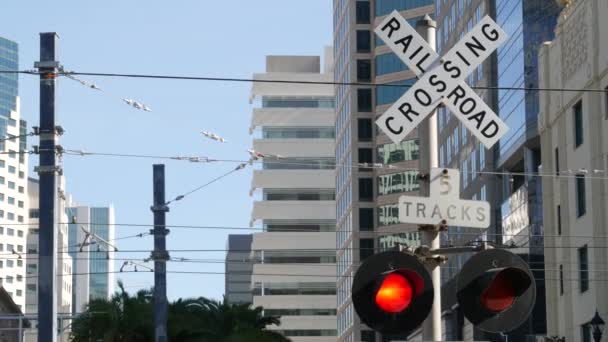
2,70,607,94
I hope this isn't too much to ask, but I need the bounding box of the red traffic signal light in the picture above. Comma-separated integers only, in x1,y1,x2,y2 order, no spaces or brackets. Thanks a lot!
457,249,536,333
375,273,413,313
352,251,433,335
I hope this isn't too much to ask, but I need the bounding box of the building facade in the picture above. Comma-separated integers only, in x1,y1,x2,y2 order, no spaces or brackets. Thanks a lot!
0,36,30,311
249,50,338,341
25,177,73,341
225,234,253,304
333,1,433,341
432,0,561,340
66,204,115,313
538,0,608,340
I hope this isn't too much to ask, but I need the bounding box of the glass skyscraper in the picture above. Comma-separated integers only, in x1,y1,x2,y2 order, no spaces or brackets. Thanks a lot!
333,1,433,341
67,205,115,313
0,37,18,144
434,0,561,340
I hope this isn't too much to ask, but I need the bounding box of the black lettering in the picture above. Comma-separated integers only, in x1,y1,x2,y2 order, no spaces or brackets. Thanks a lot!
385,117,404,135
382,18,401,38
455,51,471,66
447,85,466,105
442,60,461,78
482,23,500,41
416,203,426,218
403,202,412,216
461,206,471,221
481,121,499,138
429,74,447,93
459,98,476,115
394,35,413,54
414,89,432,106
465,36,487,58
468,110,487,129
416,53,431,73
409,46,423,59
476,207,487,222
431,205,442,219
398,102,420,122
447,205,457,220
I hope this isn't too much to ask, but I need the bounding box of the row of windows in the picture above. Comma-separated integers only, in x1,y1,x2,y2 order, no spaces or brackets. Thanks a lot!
261,97,335,109
0,227,24,237
253,282,336,296
0,259,23,268
0,210,24,222
262,158,335,170
263,220,336,232
376,79,416,106
377,139,419,164
376,0,434,17
262,127,335,139
263,190,335,201
264,308,337,316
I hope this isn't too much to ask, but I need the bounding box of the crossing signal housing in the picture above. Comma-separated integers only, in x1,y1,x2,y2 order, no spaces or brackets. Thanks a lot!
457,248,536,333
352,251,433,335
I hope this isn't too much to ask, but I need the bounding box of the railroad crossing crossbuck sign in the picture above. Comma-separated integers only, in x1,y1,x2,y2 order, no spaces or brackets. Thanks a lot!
375,11,509,148
398,168,490,228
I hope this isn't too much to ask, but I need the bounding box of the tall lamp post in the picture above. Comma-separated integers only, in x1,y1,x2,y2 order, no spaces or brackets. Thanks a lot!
591,310,605,342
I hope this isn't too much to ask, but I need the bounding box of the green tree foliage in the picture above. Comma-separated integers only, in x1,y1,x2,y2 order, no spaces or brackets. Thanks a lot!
70,282,290,342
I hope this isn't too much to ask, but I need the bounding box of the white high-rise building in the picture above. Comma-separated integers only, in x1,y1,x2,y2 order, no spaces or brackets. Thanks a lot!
25,177,73,341
0,36,30,312
538,0,608,341
248,49,338,341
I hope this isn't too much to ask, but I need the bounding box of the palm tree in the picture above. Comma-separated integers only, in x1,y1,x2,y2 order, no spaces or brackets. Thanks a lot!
70,285,289,342
176,297,290,342
70,281,154,342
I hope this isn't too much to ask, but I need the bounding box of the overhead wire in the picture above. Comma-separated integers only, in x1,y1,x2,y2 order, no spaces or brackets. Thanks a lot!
1,70,607,94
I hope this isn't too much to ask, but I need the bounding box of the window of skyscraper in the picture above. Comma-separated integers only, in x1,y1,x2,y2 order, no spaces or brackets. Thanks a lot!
358,118,373,141
557,205,562,235
578,245,588,292
573,100,583,147
357,60,372,82
376,79,416,106
604,86,608,119
378,171,420,195
358,148,373,171
359,178,373,201
576,174,586,217
359,238,374,261
559,264,564,295
378,204,399,226
375,53,408,76
357,88,372,112
356,1,371,24
377,140,419,164
359,208,374,231
375,0,434,17
356,30,371,52
582,323,591,342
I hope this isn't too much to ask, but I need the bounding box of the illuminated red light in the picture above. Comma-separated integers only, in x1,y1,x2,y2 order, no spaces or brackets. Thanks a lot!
375,273,413,313
480,271,515,312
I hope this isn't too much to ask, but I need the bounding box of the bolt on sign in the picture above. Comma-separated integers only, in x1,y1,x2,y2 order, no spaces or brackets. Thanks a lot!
398,168,490,228
375,11,509,148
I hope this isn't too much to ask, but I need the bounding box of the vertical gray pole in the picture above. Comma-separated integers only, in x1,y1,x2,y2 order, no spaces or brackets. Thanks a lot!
35,32,60,342
151,165,169,342
18,315,23,342
416,16,442,342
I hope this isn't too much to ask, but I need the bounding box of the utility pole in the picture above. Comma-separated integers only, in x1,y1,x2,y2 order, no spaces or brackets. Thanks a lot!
151,164,169,342
416,16,442,342
34,32,61,342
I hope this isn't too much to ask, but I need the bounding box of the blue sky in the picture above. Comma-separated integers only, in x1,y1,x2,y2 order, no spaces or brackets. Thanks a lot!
3,1,332,301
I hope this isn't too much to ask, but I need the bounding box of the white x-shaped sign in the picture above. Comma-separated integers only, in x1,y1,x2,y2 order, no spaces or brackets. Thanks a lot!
375,11,509,148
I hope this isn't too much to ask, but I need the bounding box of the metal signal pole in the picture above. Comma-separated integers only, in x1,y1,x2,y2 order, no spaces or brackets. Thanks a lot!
151,164,169,342
35,32,61,342
416,15,442,342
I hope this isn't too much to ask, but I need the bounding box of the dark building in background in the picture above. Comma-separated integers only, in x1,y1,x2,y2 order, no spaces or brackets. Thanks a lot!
225,234,253,304
434,0,561,340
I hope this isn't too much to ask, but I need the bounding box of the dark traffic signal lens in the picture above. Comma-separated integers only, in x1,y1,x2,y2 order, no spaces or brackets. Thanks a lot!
480,269,515,312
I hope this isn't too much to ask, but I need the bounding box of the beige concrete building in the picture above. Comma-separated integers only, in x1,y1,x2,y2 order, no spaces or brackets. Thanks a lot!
538,0,608,340
248,49,337,341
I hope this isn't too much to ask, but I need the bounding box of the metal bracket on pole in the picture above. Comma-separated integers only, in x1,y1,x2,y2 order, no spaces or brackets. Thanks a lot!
418,219,448,232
